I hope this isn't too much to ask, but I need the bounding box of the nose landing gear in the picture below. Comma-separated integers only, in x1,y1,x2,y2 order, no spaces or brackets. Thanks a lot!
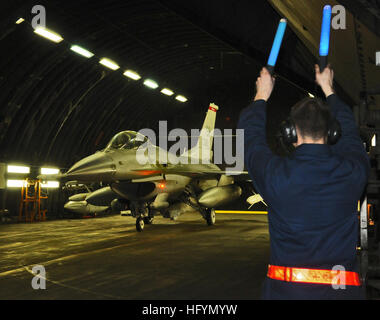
130,202,154,232
136,216,145,232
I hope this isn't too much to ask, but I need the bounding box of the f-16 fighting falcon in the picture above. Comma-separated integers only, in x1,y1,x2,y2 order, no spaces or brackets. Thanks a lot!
58,104,250,231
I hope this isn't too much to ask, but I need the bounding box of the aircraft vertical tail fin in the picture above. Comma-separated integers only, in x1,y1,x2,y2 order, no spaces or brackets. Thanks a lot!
184,103,218,163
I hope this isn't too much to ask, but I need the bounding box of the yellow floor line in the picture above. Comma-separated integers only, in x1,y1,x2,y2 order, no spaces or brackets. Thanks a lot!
215,210,268,215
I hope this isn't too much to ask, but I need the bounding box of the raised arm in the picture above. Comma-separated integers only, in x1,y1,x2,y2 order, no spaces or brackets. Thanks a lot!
315,65,370,172
237,67,277,195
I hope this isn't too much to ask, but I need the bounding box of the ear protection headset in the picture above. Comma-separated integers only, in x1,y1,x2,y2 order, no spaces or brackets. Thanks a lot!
279,116,341,145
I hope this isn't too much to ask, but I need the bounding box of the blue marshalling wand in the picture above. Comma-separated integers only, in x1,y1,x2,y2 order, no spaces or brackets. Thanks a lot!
267,18,287,75
319,5,332,72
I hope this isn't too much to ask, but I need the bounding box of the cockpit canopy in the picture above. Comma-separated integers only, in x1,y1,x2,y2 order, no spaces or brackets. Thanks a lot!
105,131,148,150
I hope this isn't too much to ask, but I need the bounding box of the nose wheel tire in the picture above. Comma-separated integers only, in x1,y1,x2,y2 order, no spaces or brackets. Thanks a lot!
136,217,145,232
206,208,216,226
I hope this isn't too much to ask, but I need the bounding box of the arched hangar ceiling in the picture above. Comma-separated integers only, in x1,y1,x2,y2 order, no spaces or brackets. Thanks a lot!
0,0,378,169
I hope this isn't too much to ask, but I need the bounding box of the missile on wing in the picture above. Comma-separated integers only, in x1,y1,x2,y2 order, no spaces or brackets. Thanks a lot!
197,185,242,208
64,186,119,216
64,200,109,215
68,193,88,201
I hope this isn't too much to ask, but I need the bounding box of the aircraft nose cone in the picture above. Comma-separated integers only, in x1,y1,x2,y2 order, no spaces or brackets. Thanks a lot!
65,153,116,182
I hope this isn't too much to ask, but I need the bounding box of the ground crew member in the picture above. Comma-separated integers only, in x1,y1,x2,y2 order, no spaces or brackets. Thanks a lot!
238,65,370,299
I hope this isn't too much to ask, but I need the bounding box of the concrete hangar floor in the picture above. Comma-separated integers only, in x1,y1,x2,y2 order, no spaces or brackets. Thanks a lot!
0,211,269,299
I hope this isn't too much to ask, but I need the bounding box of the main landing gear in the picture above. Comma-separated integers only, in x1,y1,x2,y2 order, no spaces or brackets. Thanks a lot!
182,185,216,227
205,208,216,226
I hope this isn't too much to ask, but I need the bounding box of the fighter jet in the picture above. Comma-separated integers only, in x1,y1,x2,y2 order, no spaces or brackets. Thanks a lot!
62,104,248,231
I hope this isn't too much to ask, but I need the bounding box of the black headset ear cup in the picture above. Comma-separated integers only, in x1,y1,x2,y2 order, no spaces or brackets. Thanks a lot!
327,118,342,145
280,118,297,145
280,116,341,146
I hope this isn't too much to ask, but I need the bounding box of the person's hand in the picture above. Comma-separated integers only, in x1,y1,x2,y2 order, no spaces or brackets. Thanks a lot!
254,67,275,101
315,64,334,98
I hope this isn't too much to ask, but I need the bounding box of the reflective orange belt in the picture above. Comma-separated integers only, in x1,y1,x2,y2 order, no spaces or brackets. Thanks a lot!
267,264,361,286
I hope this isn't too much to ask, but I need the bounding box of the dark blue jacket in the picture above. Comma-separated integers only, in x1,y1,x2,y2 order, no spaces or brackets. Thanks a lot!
238,94,370,299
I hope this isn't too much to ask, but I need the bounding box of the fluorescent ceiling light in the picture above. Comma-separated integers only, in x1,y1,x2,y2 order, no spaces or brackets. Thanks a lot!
15,18,25,24
34,27,63,43
175,95,188,102
161,88,174,96
123,70,141,80
70,45,94,58
41,167,60,175
41,181,60,188
7,180,26,188
308,93,315,98
7,165,30,174
99,58,120,70
372,134,376,147
143,79,159,89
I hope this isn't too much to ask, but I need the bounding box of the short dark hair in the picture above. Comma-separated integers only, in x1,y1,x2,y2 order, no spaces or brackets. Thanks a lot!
290,97,331,141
